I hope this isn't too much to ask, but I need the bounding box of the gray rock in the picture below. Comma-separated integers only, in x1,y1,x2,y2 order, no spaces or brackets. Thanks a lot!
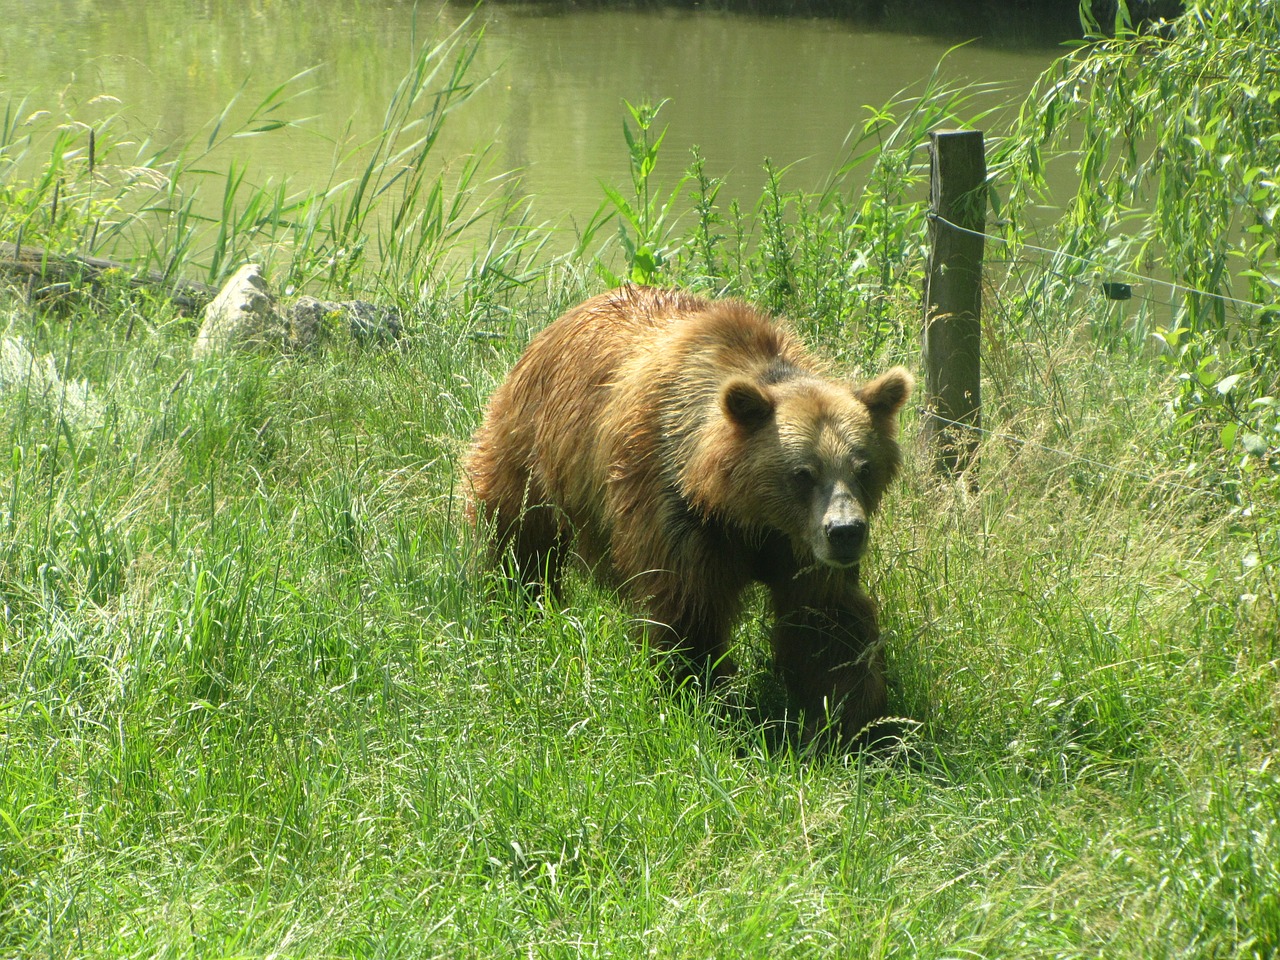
286,295,335,352
287,296,402,348
192,265,403,359
344,299,402,346
192,264,287,359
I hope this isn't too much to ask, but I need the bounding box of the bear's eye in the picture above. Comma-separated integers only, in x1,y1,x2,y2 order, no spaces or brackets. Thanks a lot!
791,465,817,488
852,460,873,484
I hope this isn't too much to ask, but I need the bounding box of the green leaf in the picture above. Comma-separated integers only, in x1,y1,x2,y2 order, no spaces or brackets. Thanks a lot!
1216,373,1242,395
1220,422,1239,450
1242,433,1269,457
599,183,641,233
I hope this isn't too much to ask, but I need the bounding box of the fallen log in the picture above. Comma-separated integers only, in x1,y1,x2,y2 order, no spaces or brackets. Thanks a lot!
0,240,216,312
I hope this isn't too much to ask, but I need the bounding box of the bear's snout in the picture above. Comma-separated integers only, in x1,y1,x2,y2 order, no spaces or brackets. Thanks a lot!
814,483,869,568
824,515,868,558
822,515,868,566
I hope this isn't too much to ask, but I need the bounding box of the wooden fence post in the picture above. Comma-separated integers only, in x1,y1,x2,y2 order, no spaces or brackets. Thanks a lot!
922,128,986,478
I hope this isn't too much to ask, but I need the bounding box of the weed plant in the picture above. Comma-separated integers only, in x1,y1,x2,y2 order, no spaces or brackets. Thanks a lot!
2,1,1278,957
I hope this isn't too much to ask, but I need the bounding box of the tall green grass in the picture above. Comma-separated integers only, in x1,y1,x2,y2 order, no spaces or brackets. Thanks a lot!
2,2,1278,957
0,17,543,310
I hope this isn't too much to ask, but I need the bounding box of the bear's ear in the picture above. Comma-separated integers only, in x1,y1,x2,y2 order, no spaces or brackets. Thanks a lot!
856,366,914,418
720,377,774,429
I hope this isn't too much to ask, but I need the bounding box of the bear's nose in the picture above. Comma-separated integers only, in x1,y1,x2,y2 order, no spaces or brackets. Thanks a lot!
824,517,868,558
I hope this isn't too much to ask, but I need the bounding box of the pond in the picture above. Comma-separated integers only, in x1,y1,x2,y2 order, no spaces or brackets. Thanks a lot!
2,1,1072,246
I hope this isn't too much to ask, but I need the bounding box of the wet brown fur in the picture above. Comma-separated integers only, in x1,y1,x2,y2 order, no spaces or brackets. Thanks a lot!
465,286,912,742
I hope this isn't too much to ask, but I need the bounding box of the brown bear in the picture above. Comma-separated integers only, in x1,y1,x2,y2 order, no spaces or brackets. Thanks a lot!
465,285,912,743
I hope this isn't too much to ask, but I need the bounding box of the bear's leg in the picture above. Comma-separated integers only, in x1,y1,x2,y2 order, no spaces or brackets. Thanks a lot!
768,586,887,744
472,468,566,598
640,590,739,687
504,502,566,598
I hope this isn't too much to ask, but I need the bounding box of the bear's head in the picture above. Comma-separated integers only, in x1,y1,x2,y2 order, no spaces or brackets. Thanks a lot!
687,365,913,570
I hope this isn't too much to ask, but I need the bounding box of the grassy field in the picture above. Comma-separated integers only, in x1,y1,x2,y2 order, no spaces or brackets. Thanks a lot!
3,10,1279,959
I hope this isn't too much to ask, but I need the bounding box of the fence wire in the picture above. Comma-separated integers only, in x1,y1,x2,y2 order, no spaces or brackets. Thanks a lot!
929,211,1273,317
917,212,1275,506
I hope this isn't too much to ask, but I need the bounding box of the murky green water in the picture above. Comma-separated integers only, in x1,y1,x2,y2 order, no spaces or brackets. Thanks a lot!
2,1,1065,236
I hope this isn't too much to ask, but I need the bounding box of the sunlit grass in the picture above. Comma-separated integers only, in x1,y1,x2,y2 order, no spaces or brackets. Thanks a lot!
3,264,1275,957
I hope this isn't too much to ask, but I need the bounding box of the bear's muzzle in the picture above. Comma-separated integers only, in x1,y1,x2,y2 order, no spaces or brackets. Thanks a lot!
814,482,869,568
823,516,868,566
